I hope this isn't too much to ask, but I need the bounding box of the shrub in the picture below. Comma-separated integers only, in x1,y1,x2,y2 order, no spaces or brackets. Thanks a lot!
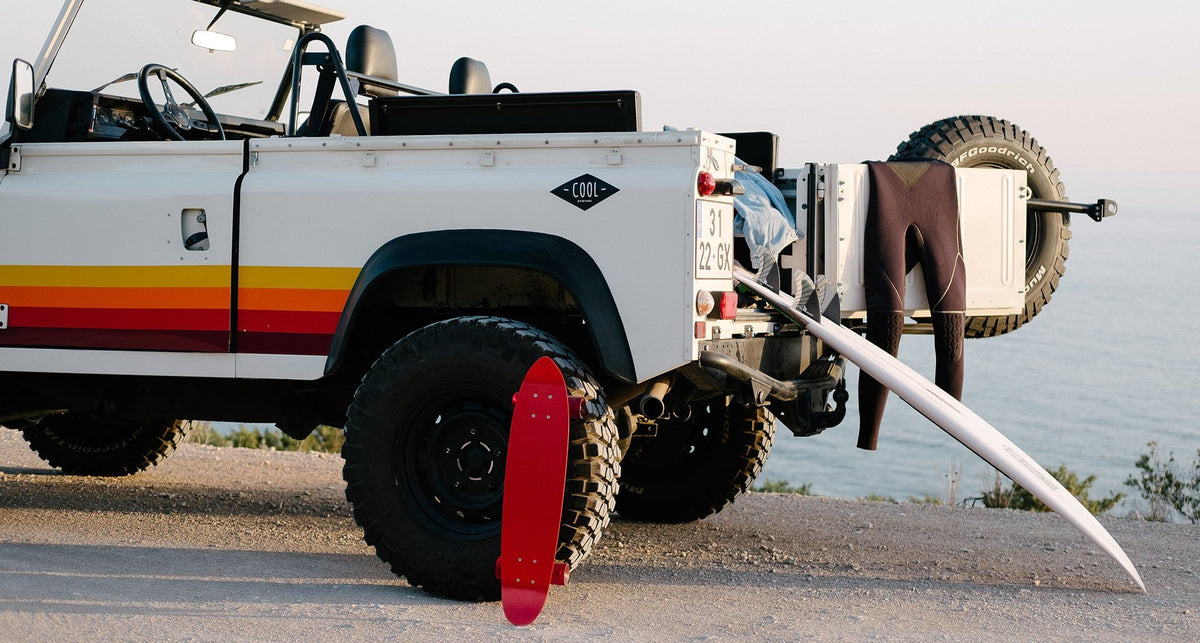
977,464,1123,516
188,423,344,454
1124,441,1200,524
298,424,346,453
753,478,812,495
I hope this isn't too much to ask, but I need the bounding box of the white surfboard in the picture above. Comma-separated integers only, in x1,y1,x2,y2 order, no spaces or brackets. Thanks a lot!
733,266,1145,591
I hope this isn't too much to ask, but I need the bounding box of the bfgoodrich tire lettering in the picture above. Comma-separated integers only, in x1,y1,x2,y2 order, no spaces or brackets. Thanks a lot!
890,115,1070,337
341,316,620,602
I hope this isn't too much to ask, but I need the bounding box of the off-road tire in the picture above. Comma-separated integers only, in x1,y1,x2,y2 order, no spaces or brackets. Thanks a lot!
889,115,1070,337
20,416,191,476
616,402,774,523
341,316,620,602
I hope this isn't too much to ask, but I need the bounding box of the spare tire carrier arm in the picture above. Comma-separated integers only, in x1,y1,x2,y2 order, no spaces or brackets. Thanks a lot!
1026,197,1118,222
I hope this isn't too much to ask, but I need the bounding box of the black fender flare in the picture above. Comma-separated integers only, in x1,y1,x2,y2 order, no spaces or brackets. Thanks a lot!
323,230,636,382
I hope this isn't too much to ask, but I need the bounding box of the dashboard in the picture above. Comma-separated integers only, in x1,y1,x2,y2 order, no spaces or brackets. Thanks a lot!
21,88,285,143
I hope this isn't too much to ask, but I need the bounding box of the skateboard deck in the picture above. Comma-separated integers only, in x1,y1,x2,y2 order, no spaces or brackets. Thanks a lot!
499,356,572,625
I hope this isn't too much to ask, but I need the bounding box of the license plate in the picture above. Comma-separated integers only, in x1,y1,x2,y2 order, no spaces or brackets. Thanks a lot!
696,200,733,279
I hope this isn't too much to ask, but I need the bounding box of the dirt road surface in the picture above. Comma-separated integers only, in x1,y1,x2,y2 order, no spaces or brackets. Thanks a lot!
2,427,1196,640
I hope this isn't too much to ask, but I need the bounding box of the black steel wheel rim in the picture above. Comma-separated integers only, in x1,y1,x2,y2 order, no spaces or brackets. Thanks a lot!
397,395,508,539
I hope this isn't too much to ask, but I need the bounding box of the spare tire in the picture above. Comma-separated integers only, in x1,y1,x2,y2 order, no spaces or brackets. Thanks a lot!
889,115,1070,337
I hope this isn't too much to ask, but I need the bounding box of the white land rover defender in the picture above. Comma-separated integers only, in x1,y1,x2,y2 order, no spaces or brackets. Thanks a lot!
1,0,1114,601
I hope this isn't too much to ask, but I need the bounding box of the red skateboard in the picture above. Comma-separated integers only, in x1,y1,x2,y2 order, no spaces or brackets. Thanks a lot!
498,356,573,626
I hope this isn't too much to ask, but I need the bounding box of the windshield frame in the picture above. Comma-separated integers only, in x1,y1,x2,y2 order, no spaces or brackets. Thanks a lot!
10,0,340,140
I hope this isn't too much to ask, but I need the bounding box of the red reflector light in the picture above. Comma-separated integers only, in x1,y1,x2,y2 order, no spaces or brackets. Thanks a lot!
697,171,716,197
719,292,738,319
694,321,707,339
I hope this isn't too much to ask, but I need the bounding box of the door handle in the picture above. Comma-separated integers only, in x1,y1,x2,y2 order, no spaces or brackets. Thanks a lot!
182,208,210,251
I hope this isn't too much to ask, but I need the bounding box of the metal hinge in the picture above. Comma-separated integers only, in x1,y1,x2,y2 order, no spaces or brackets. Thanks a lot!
0,303,8,329
6,146,20,172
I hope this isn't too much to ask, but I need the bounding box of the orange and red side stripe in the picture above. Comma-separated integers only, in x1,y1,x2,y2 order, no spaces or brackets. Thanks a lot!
236,266,358,355
0,265,230,352
0,265,358,356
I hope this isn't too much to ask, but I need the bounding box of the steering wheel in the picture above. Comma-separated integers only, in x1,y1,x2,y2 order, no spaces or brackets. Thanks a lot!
137,64,226,141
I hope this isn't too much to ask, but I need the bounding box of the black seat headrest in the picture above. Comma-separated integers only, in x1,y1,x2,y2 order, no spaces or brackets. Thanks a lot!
346,25,398,97
449,57,492,94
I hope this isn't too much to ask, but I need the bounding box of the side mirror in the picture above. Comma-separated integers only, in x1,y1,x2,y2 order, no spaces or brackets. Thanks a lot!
191,30,237,52
6,58,35,131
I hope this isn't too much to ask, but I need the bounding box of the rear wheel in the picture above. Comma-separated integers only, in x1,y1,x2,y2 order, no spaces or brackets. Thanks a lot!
341,316,620,601
890,115,1070,337
20,415,191,476
616,401,774,523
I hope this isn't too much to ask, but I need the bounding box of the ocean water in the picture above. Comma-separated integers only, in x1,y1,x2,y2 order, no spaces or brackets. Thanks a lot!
760,207,1200,509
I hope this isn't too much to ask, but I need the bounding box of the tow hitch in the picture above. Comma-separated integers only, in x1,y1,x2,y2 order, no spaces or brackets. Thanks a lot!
698,351,848,437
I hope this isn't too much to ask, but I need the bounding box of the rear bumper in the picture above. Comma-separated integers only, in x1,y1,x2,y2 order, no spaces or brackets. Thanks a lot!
691,334,846,436
698,334,820,383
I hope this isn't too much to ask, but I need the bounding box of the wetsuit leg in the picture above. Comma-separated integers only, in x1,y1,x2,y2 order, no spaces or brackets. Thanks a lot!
858,310,904,450
932,309,965,399
911,162,966,402
858,162,916,451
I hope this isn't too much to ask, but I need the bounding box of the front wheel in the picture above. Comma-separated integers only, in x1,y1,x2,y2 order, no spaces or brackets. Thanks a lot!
616,401,774,523
20,415,191,476
341,316,621,601
889,115,1070,337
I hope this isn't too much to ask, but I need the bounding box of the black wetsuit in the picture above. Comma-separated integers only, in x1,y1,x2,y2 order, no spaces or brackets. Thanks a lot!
858,160,966,450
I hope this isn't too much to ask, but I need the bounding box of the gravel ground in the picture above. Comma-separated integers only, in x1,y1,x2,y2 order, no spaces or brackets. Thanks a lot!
1,427,1197,641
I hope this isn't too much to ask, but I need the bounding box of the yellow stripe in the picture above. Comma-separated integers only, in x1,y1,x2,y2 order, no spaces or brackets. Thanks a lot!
238,266,361,290
0,265,361,291
0,265,229,288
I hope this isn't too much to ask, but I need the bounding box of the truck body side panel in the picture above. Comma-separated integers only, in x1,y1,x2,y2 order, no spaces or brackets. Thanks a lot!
0,132,736,383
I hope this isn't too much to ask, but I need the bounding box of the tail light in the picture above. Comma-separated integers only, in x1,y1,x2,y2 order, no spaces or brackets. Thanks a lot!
697,171,716,197
719,292,738,319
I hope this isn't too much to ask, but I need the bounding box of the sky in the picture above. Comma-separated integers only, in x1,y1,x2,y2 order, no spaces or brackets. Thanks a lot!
4,0,1198,211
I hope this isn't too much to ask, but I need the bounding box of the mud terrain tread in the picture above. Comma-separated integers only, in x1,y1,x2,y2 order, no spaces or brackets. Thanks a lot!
20,417,192,477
